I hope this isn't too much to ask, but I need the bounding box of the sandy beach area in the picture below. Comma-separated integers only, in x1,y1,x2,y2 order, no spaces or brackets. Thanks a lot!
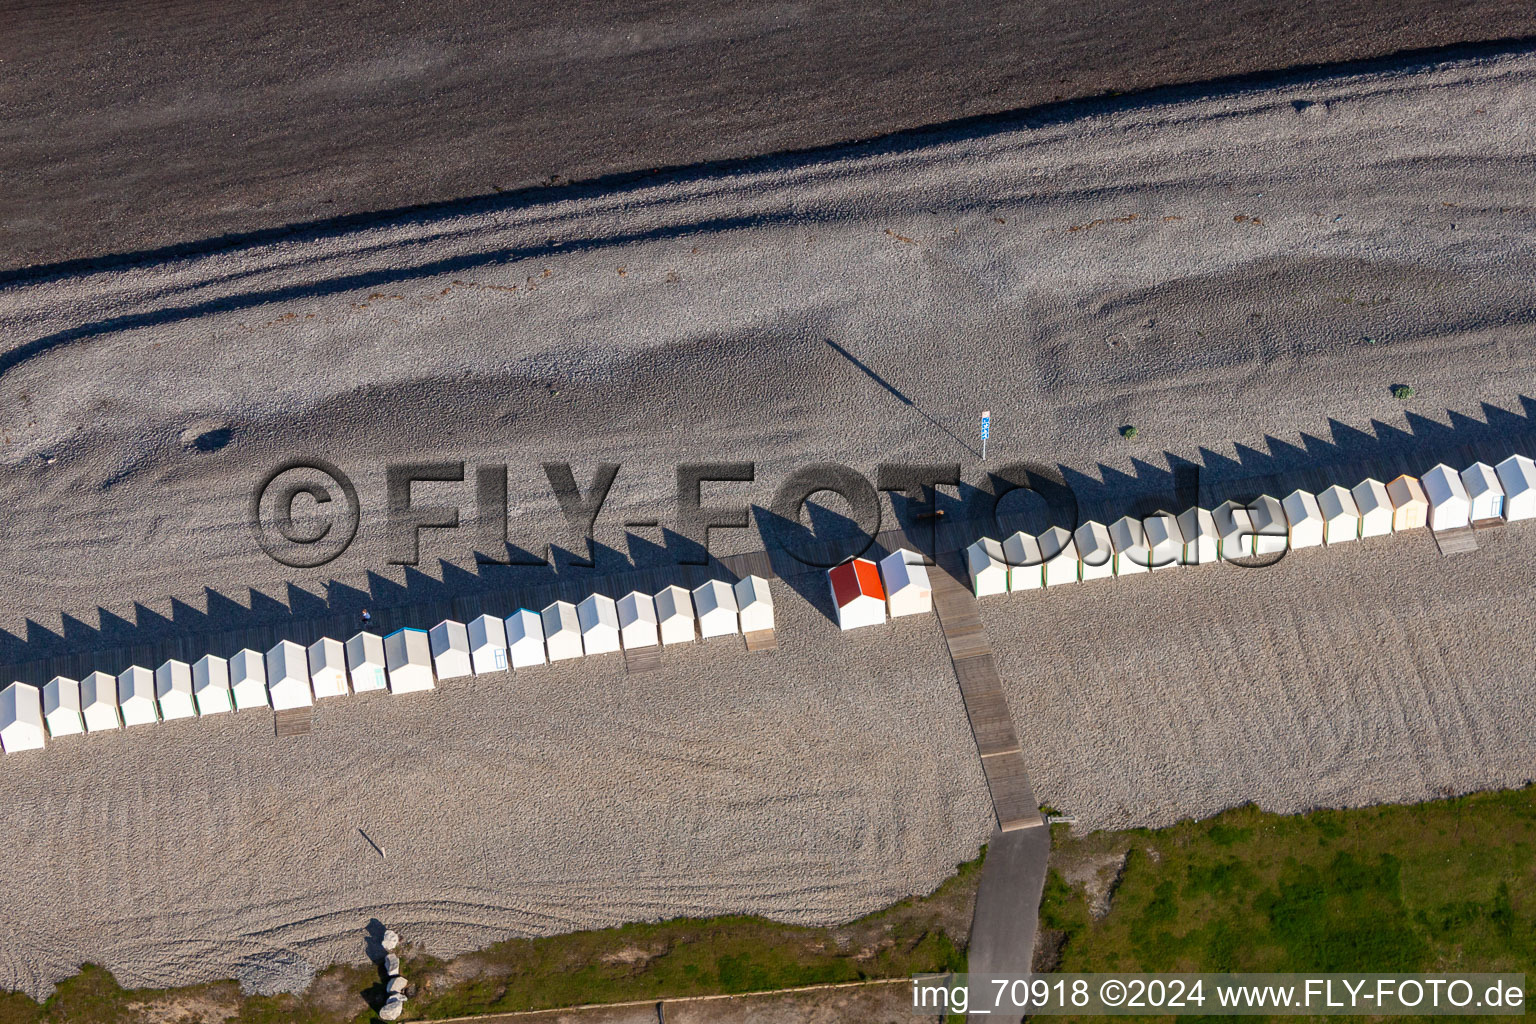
992,523,1536,830
0,594,994,996
0,50,1533,996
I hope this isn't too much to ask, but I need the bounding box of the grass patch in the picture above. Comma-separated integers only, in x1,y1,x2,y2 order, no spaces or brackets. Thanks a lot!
1039,786,1534,1019
404,855,979,1016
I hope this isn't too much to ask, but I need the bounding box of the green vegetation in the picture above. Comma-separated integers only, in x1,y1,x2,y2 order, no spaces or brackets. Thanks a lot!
401,903,967,1018
2,788,1530,1022
1037,786,1533,1020
1393,383,1416,399
1121,425,1139,439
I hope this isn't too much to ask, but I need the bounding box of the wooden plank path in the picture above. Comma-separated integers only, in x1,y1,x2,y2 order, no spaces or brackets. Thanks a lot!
1433,526,1479,556
742,629,778,652
929,565,1044,833
273,707,312,736
622,645,663,675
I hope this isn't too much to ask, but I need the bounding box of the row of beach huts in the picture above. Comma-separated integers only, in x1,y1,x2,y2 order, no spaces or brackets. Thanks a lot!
819,456,1536,627
960,457,1535,596
0,578,774,754
5,456,1533,751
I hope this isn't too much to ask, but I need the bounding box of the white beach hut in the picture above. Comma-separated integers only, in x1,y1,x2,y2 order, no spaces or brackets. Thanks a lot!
1317,485,1359,544
1281,489,1325,549
428,619,474,679
345,631,389,692
0,682,46,753
827,560,885,630
1248,495,1288,555
1143,513,1183,570
1461,462,1504,524
504,609,548,667
1039,526,1079,586
654,586,696,646
1002,530,1043,591
1108,516,1150,575
192,655,233,715
468,614,510,674
1073,521,1114,580
617,592,660,649
308,637,350,698
1176,507,1218,565
879,548,933,616
577,594,622,655
43,676,84,737
735,576,775,633
1421,464,1471,532
693,579,741,638
80,671,121,731
117,666,159,726
1215,500,1255,559
1495,454,1536,522
965,537,1009,597
383,627,436,691
540,601,584,661
1386,474,1429,531
265,640,314,710
1351,478,1393,538
155,659,198,720
229,649,270,709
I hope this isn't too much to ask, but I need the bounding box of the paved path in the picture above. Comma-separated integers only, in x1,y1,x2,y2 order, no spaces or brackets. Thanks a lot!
929,569,1044,833
928,561,1050,1016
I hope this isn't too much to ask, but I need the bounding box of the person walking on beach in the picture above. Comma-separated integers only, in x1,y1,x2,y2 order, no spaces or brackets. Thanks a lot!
361,609,371,625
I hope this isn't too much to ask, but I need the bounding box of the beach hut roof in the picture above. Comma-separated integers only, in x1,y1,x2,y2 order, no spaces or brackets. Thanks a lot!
1,682,46,752
966,536,1005,568
1422,463,1469,506
879,548,931,594
1108,516,1150,557
828,559,884,607
43,676,83,737
266,640,314,709
1462,461,1500,490
155,659,198,719
577,594,620,629
735,576,774,631
1282,489,1324,526
1495,453,1536,496
1387,474,1428,506
383,627,437,689
1143,512,1183,563
503,608,548,666
693,579,739,613
117,666,158,725
1318,484,1358,522
467,613,509,674
618,591,658,626
541,601,584,659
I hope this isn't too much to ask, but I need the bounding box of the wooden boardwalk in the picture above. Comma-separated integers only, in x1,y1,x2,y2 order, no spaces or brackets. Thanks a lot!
622,645,663,675
929,566,1043,832
1433,526,1479,556
273,706,312,736
742,629,778,652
